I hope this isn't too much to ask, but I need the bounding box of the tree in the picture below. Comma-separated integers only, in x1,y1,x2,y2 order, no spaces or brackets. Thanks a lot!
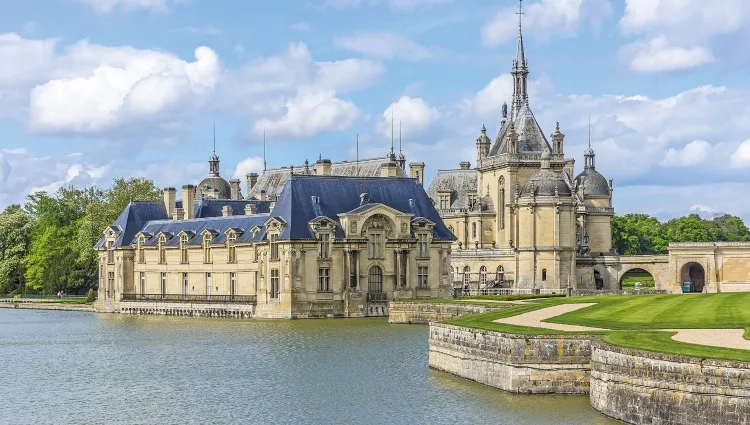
0,205,33,294
612,214,667,255
708,214,750,242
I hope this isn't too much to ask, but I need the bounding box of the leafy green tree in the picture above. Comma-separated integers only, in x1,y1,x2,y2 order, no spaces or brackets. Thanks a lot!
0,205,33,294
662,213,717,243
708,214,750,242
613,214,668,255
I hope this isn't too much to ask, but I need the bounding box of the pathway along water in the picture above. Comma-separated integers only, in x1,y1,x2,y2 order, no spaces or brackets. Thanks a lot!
0,309,617,425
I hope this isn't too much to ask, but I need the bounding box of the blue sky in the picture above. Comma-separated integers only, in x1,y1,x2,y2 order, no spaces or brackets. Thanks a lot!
2,0,750,221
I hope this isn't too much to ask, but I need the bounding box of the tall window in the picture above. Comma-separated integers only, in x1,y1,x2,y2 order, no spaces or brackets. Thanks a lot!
203,234,212,264
270,269,279,299
253,244,259,262
439,195,450,210
472,222,477,239
417,266,428,289
468,194,477,209
140,272,145,294
182,273,188,296
542,269,547,281
417,233,429,258
318,233,330,259
180,234,189,264
318,267,330,292
107,241,114,264
137,238,145,263
368,233,383,259
496,266,504,282
160,272,166,296
499,176,506,230
480,266,487,286
368,265,383,292
463,266,470,286
227,232,237,263
230,272,236,297
270,234,279,261
107,272,114,297
158,235,166,264
206,272,212,296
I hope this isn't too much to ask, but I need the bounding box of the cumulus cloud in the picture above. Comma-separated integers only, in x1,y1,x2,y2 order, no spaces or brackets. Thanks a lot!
325,0,452,12
0,33,57,86
77,0,172,14
482,0,613,47
333,32,433,61
659,140,712,167
730,140,750,169
624,36,714,72
378,96,440,139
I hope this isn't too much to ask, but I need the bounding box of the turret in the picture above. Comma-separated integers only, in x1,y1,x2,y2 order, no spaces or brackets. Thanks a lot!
476,124,491,166
551,122,564,155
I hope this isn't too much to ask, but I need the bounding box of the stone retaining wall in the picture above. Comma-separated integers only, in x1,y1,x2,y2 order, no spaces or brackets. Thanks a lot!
120,301,256,318
590,343,750,425
0,303,95,313
388,302,509,324
428,323,591,394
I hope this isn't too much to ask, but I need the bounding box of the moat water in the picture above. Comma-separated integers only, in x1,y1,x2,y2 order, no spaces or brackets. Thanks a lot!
0,309,618,425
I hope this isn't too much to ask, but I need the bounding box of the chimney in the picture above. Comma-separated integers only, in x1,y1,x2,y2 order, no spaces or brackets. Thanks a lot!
229,179,242,200
182,185,195,219
459,161,471,170
163,187,176,218
381,161,398,177
245,203,257,215
246,173,259,193
409,162,425,185
315,158,332,175
259,190,267,201
173,207,185,220
222,205,233,217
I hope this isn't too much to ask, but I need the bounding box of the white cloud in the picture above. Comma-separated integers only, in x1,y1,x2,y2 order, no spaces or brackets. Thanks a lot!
333,32,432,61
730,140,750,169
232,157,265,180
0,33,57,86
378,96,440,138
29,44,220,134
659,140,712,167
325,0,452,12
78,0,171,14
690,204,717,214
315,59,386,93
482,0,613,47
623,36,714,72
253,88,362,138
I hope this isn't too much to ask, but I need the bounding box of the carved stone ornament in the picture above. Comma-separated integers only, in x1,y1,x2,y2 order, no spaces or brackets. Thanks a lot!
401,222,408,233
361,214,391,238
350,220,357,234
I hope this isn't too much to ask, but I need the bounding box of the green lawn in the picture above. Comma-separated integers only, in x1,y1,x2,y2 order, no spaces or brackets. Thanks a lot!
442,294,750,362
620,270,655,288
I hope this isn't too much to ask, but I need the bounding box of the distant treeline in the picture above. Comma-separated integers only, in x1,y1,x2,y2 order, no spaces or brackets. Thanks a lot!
0,179,747,294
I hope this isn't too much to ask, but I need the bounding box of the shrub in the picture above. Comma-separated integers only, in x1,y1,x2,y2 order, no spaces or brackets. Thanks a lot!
86,288,96,303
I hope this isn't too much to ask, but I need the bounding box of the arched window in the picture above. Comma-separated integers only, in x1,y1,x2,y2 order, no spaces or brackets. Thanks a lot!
472,222,477,239
499,176,505,230
180,233,189,264
463,266,471,286
542,269,547,281
496,266,504,282
480,266,487,286
368,265,383,293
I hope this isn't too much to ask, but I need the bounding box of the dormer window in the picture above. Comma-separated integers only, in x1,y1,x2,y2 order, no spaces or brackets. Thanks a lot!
180,233,189,264
203,234,212,264
137,236,145,263
269,234,279,261
318,233,330,259
227,232,237,263
439,194,450,210
158,235,166,264
107,240,114,264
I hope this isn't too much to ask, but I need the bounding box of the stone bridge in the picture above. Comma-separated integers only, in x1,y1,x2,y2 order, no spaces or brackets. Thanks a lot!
578,255,670,292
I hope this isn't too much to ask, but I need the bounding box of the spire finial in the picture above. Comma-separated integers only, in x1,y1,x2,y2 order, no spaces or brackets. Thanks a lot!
356,133,359,175
263,129,267,171
399,120,402,154
212,121,216,155
390,108,395,159
588,115,591,149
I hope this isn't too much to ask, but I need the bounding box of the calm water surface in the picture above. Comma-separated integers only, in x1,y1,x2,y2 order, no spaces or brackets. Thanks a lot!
0,309,618,425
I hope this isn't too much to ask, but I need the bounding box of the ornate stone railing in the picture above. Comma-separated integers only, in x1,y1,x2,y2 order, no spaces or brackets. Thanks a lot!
121,293,257,304
669,241,750,248
585,206,614,214
478,153,566,169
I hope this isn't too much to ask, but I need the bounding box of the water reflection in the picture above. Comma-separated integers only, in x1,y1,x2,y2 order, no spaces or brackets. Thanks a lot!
0,310,617,425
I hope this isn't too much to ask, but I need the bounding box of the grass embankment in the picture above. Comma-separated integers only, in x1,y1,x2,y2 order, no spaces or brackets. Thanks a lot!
443,294,750,362
401,294,564,306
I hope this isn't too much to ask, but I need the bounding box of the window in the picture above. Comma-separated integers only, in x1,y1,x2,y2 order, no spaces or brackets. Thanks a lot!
463,266,470,286
107,241,114,264
180,233,189,264
417,266,428,289
496,266,504,282
368,265,383,292
472,222,477,239
203,234,212,264
137,238,145,263
368,233,383,259
161,272,166,296
318,267,330,292
182,273,188,296
542,269,547,281
270,234,279,261
439,195,450,210
500,187,506,230
227,232,237,263
417,233,429,258
230,272,236,297
253,244,258,262
480,266,487,286
158,235,166,264
415,171,420,181
270,269,279,299
318,233,330,259
140,272,145,294
468,194,477,209
107,272,114,297
206,272,212,296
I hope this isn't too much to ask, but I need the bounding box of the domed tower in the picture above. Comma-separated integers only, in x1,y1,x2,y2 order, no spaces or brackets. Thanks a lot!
514,149,577,289
574,135,614,255
197,147,231,200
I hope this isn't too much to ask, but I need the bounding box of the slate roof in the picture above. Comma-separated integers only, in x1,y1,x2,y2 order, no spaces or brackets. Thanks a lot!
138,215,270,246
489,104,552,156
193,199,272,218
270,175,455,241
247,156,408,200
197,176,231,200
426,169,478,210
94,201,168,249
520,151,572,197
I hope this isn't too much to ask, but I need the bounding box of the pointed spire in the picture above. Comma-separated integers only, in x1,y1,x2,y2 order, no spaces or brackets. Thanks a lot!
399,120,402,154
212,121,216,155
356,132,359,175
208,123,220,176
390,109,395,160
511,0,530,118
515,0,526,69
263,129,267,171
588,115,591,149
584,115,596,169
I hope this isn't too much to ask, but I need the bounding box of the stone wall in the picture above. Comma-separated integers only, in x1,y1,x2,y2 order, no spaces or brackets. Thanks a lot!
590,342,750,425
119,301,256,318
428,323,591,394
388,302,509,324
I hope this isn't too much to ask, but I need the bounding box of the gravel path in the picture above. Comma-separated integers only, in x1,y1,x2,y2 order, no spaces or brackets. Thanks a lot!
494,303,750,350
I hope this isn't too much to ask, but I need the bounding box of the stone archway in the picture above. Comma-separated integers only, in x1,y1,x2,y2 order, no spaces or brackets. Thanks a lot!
680,262,706,293
619,268,655,290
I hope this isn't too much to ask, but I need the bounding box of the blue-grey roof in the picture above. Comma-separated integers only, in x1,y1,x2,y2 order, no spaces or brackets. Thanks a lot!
94,201,168,249
193,199,272,218
270,175,455,241
138,215,271,246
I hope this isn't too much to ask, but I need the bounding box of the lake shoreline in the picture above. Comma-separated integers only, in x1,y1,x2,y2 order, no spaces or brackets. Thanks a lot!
0,302,95,313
